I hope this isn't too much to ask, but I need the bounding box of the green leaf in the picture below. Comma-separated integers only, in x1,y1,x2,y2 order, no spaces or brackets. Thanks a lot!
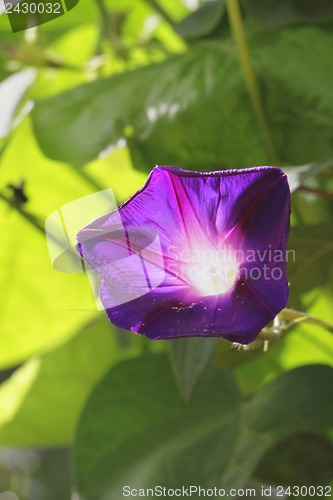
0,120,99,368
255,433,333,486
252,27,333,166
224,363,333,489
31,42,264,168
74,356,333,499
244,0,333,30
0,316,139,446
288,225,333,300
74,355,240,499
31,27,333,171
0,117,144,368
169,337,218,400
175,0,225,40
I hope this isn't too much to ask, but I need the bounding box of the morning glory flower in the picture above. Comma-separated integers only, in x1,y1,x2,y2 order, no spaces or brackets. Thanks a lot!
77,166,290,344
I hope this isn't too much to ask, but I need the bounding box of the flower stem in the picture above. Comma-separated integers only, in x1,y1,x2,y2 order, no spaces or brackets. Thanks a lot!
279,308,333,334
0,192,45,235
298,185,333,200
225,0,278,164
95,0,109,55
144,0,175,27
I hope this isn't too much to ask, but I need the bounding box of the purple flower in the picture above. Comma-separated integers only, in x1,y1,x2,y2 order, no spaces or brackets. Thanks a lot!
77,166,290,344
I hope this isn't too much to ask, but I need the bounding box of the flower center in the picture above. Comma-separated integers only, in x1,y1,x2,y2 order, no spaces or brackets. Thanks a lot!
185,246,239,297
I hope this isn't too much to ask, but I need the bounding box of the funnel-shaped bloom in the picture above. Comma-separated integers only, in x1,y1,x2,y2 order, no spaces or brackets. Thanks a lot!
77,166,290,344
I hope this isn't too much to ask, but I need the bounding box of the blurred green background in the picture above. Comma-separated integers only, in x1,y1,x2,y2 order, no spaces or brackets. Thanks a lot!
0,0,333,498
